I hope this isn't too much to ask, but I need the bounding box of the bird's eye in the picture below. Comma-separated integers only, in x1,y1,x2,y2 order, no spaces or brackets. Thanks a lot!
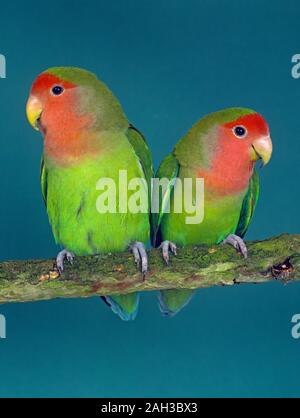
51,85,64,96
233,126,247,138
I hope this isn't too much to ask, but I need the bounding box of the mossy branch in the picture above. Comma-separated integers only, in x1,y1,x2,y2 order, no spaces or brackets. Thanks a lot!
0,234,299,304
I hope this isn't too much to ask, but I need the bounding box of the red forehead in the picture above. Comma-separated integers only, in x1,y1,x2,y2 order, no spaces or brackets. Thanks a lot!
223,113,269,136
31,73,76,95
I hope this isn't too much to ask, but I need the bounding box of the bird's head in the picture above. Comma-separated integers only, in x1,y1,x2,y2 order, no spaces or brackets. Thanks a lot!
176,107,273,195
218,108,273,167
26,67,127,137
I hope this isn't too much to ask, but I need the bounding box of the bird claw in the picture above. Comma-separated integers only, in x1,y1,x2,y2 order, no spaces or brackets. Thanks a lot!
222,234,248,258
159,240,177,265
56,249,75,273
129,242,148,275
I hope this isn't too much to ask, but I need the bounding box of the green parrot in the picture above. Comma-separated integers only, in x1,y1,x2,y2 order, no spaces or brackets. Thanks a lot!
26,67,153,321
152,108,273,316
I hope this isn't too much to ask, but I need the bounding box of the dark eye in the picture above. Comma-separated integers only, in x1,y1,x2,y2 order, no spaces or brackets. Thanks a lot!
233,126,247,138
51,85,64,96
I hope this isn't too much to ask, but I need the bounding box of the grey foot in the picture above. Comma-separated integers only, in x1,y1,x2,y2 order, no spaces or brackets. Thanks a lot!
222,234,248,258
130,242,148,274
159,240,177,264
56,249,75,273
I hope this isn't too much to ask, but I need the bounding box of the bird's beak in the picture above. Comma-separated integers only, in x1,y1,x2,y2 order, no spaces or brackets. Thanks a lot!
26,96,43,131
251,135,273,166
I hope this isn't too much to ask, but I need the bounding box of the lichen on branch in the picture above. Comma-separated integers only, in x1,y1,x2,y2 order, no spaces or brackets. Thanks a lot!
0,234,299,304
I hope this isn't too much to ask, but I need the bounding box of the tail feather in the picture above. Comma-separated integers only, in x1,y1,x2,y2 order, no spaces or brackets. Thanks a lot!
158,289,194,317
101,292,140,321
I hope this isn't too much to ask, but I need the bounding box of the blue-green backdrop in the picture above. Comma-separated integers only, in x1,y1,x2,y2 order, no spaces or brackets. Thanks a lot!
0,0,300,397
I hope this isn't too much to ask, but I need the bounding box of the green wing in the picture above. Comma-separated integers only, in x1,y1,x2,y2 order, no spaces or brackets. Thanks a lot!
126,124,154,195
151,153,180,247
40,157,48,206
235,169,260,238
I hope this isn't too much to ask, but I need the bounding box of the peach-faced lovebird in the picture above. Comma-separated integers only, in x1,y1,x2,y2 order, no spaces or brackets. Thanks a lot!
26,67,153,321
152,108,272,316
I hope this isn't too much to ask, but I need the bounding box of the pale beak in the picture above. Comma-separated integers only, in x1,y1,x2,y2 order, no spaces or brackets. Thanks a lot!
26,96,43,131
251,135,273,166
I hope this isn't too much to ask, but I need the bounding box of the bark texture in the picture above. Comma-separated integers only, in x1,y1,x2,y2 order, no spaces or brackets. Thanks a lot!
0,234,299,304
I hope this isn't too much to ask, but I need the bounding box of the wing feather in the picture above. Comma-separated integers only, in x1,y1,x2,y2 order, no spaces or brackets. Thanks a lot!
235,169,260,238
151,153,180,247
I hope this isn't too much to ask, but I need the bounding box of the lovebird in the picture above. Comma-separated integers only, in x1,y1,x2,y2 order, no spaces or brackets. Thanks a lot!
26,67,153,321
152,108,272,316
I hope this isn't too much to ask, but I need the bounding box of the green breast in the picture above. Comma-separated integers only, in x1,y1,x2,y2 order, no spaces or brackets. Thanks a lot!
44,135,149,255
161,170,247,246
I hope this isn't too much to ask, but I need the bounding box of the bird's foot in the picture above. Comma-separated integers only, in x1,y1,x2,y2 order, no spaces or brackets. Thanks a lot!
222,234,248,258
56,249,75,273
129,242,148,275
159,240,177,265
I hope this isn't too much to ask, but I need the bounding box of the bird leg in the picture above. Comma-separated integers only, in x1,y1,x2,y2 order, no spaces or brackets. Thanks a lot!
222,234,248,258
159,240,177,265
129,241,148,274
56,249,75,273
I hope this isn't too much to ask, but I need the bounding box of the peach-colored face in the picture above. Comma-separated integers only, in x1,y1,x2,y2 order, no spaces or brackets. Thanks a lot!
197,112,273,195
26,73,93,135
220,112,272,165
26,73,97,163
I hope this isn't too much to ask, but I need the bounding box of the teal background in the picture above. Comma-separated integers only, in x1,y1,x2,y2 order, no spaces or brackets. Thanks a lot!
0,0,300,397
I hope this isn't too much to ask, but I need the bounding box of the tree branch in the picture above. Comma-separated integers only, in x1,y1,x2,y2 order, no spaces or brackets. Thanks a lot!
0,234,299,304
